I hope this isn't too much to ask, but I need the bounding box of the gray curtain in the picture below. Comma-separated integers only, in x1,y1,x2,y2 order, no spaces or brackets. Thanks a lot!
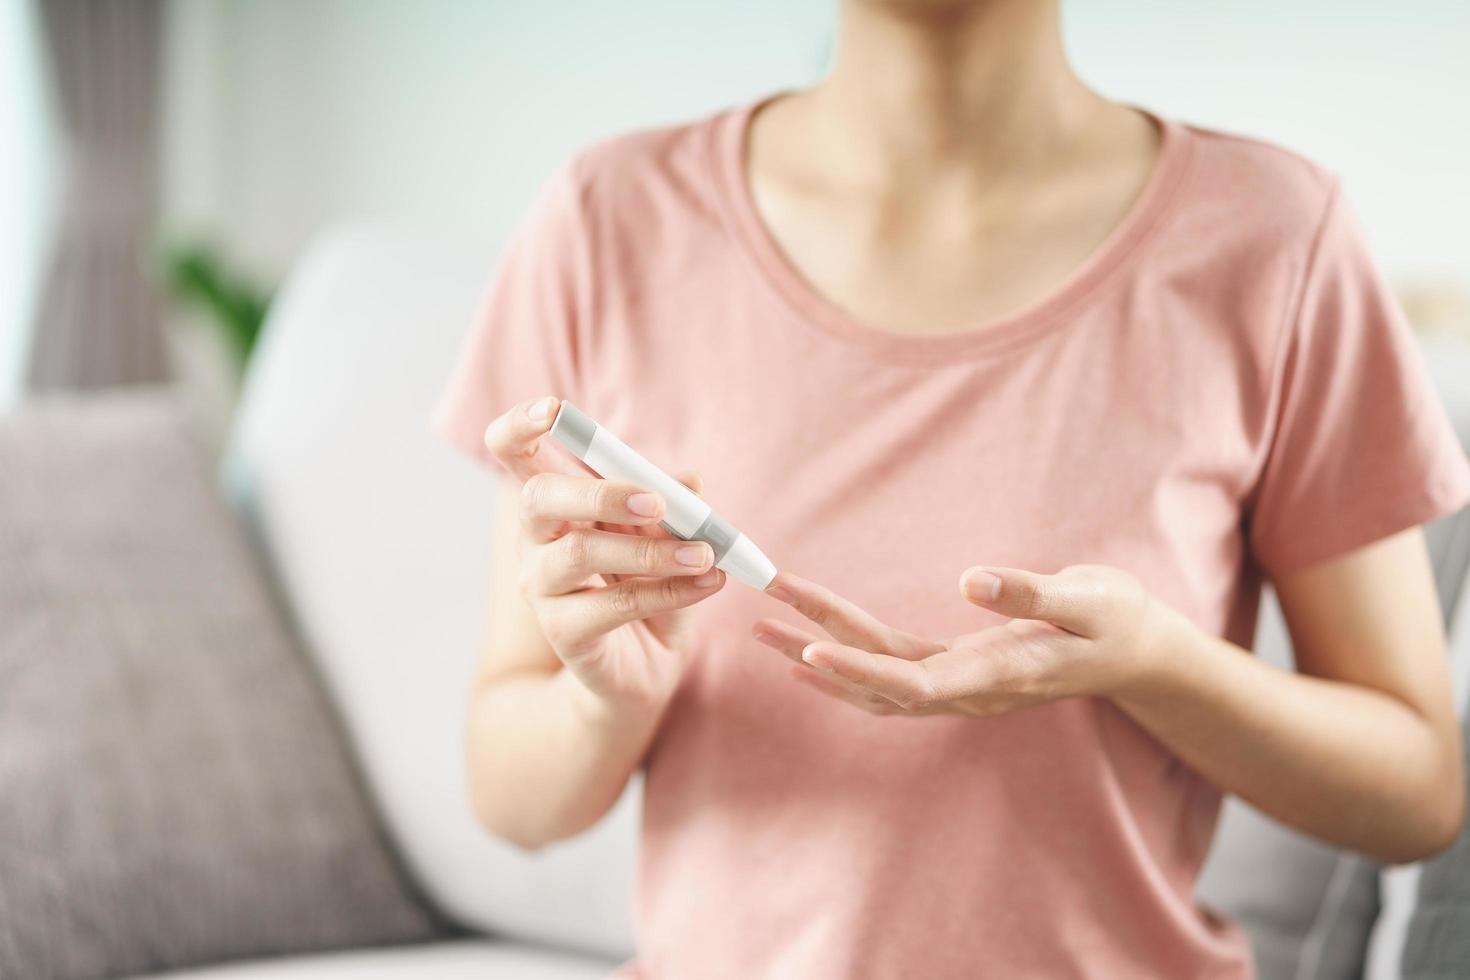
27,0,168,390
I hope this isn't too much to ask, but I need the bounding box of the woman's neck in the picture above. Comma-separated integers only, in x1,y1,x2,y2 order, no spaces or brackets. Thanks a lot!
805,0,1101,186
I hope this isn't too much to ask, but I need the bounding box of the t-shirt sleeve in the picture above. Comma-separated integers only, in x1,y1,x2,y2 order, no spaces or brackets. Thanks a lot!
431,160,588,468
1247,181,1470,578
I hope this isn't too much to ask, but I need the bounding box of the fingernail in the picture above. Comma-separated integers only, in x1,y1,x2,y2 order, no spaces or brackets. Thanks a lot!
627,492,660,517
693,570,721,588
766,584,794,603
675,544,709,567
966,570,1002,602
527,397,555,422
802,646,831,668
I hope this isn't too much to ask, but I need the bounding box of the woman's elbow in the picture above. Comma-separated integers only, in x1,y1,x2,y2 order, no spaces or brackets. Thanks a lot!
1413,719,1468,860
1373,760,1466,865
467,771,570,852
1415,770,1466,860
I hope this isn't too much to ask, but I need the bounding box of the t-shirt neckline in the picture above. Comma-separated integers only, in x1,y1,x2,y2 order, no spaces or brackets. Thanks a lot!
712,94,1194,363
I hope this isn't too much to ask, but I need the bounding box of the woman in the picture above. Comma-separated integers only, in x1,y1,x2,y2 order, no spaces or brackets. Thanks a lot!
434,1,1470,976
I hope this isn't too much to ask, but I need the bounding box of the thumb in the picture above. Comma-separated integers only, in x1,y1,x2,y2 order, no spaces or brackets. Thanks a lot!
959,566,1102,637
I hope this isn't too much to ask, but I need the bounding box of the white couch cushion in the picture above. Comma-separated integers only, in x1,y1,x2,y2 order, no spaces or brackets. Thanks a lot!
139,940,612,980
224,227,638,960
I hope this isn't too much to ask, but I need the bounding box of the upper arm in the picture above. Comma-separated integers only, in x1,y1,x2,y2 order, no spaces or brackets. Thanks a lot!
474,476,559,689
1273,526,1458,738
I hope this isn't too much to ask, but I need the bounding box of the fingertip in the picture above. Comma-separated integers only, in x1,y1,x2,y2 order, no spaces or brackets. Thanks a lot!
526,396,558,425
764,572,796,604
961,567,1003,604
801,643,834,669
625,491,664,520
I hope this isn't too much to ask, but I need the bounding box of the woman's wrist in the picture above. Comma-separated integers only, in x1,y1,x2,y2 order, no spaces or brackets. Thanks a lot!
1099,592,1196,701
560,666,673,738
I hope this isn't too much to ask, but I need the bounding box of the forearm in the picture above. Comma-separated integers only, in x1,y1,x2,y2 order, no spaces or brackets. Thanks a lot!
467,664,663,850
1113,612,1464,863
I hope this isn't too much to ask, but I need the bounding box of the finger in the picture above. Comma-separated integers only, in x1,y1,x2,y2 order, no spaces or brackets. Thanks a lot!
533,529,713,596
750,618,823,664
678,470,704,497
602,470,704,584
787,664,904,716
520,473,665,544
959,566,1100,636
612,470,704,540
764,572,942,659
801,641,942,711
483,396,583,483
752,619,904,706
546,570,725,655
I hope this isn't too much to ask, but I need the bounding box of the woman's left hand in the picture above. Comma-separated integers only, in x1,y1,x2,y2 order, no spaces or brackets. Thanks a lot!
753,565,1182,717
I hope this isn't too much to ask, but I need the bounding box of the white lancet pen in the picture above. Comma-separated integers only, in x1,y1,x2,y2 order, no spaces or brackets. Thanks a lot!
547,401,778,590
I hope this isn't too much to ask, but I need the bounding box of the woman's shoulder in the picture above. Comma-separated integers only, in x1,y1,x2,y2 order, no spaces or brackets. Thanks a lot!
554,106,740,228
1169,118,1342,244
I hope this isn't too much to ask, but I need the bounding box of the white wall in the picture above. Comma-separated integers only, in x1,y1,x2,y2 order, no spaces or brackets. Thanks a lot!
0,0,51,409
161,0,832,280
161,0,1470,290
1064,0,1470,282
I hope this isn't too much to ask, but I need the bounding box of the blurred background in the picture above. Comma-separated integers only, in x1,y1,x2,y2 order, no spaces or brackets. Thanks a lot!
2,0,1468,425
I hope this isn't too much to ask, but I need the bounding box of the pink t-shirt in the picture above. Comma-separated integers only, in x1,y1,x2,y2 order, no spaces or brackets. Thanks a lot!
435,101,1470,979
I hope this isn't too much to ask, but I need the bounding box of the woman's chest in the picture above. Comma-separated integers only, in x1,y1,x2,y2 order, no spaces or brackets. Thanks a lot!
582,278,1275,632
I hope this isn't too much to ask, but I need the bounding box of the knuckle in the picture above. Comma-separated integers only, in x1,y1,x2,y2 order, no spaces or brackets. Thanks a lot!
898,672,937,711
1021,578,1049,616
803,590,832,626
591,480,619,517
637,536,664,571
893,691,923,711
608,581,644,618
560,529,592,571
520,472,553,514
879,628,910,658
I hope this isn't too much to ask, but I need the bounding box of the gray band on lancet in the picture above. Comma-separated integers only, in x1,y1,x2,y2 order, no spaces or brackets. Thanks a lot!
690,511,739,563
550,401,596,456
543,399,775,589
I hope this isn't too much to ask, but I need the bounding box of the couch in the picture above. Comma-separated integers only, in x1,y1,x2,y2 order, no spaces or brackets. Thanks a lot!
4,227,1470,979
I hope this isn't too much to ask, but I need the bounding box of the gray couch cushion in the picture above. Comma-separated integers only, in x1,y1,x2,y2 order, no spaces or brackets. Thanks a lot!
1400,707,1470,979
0,392,442,980
1368,517,1470,980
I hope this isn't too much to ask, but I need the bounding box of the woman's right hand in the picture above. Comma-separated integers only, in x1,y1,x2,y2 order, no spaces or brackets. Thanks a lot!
483,396,727,712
